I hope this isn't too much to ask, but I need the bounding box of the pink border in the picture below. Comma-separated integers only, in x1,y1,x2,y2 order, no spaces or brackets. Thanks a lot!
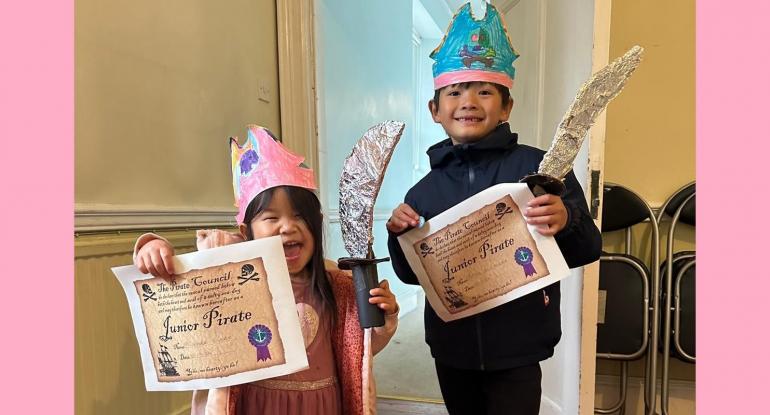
433,70,513,90
0,0,766,411
698,0,770,413
1,0,74,412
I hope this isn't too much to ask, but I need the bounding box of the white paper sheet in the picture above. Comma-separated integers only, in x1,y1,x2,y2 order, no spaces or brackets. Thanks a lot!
398,183,570,321
112,236,308,391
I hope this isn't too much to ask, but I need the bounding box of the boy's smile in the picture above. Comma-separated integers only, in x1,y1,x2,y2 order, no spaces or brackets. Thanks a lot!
430,82,513,145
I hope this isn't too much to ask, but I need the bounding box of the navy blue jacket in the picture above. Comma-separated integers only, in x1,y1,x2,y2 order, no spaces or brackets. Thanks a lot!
387,123,602,370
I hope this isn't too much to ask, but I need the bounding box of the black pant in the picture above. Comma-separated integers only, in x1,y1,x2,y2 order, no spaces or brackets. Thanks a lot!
435,361,542,415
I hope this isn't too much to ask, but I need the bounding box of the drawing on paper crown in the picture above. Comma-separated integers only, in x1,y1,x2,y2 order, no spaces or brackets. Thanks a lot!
430,2,519,89
230,125,317,224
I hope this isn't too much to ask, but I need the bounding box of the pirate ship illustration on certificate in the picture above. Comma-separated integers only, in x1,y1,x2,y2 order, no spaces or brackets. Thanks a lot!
157,344,180,377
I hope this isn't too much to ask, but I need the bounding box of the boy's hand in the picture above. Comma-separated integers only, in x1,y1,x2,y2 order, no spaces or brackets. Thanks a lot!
369,279,400,316
387,203,420,233
524,194,569,236
135,239,176,281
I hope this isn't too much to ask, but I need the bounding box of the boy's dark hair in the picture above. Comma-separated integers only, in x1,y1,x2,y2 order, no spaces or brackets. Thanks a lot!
242,186,337,325
432,81,511,111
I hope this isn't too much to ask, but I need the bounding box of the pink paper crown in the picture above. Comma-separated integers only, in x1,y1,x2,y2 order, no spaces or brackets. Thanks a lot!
230,125,317,223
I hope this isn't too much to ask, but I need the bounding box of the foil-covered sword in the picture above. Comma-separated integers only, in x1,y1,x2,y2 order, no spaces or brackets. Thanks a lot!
521,45,644,196
337,121,406,328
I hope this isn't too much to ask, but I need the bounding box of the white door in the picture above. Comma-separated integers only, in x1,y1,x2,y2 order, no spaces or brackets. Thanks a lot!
313,0,606,412
501,1,602,413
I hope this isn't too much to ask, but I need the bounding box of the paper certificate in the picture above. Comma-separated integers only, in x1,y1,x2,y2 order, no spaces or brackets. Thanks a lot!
398,183,570,322
112,236,308,391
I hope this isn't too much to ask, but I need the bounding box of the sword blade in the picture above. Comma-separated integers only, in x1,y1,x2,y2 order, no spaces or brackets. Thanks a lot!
539,45,644,179
338,121,406,258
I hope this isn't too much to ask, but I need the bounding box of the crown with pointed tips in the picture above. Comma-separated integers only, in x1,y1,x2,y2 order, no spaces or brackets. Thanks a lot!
431,2,519,90
230,125,316,223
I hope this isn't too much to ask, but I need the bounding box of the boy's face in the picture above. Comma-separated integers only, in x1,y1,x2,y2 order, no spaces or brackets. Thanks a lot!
429,82,513,145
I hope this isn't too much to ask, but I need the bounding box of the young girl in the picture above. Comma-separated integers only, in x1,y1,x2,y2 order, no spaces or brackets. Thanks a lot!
133,126,399,415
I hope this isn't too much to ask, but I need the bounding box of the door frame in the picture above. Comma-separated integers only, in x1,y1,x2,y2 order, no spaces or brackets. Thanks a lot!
579,0,611,413
276,0,319,184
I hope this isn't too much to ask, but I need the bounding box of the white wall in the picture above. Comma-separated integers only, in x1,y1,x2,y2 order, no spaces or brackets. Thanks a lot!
315,0,419,307
502,1,595,413
540,1,595,413
501,0,544,147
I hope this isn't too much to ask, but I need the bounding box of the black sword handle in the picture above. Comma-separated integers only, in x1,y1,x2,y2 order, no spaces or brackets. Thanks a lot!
338,256,389,328
520,173,566,196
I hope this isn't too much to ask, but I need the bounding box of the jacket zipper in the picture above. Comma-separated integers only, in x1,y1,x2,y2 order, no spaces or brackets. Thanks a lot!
467,155,482,369
475,316,485,370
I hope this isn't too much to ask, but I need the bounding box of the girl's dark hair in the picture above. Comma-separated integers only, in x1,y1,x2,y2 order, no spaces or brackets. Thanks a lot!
242,186,336,325
432,81,511,111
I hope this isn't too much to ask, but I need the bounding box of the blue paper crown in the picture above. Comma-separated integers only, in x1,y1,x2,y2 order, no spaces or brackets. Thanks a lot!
430,2,519,90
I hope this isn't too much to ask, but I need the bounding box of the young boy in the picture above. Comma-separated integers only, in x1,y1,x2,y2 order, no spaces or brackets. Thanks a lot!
386,3,602,415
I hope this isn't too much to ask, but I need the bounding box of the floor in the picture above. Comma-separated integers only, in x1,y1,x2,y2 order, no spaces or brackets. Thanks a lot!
373,295,695,415
374,295,444,401
376,398,449,415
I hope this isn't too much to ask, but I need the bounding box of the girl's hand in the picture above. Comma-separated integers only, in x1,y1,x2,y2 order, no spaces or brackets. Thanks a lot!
135,238,176,281
524,194,569,236
369,279,400,316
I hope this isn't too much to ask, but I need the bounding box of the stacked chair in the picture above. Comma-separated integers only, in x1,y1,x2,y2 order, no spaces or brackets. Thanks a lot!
595,183,660,415
656,182,696,415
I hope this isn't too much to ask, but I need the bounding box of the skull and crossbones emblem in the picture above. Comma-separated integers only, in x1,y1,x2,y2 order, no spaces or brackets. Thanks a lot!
494,202,513,220
238,264,260,285
141,283,157,302
419,242,435,257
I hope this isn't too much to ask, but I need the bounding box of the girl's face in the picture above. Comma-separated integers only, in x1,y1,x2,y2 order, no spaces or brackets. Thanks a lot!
240,187,315,279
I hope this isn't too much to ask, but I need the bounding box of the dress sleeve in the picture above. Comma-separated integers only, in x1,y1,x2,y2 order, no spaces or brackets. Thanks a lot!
132,232,169,261
132,229,245,261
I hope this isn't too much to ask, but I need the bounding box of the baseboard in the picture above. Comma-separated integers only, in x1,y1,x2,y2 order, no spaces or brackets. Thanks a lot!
595,374,695,391
595,374,695,415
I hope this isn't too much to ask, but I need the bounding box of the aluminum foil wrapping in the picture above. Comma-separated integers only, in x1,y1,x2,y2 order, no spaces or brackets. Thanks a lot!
539,45,644,179
339,121,406,258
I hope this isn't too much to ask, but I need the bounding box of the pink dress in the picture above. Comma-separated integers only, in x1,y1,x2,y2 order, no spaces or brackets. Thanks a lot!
237,278,342,415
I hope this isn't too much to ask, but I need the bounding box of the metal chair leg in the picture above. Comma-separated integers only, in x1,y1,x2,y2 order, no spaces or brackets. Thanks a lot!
595,361,629,414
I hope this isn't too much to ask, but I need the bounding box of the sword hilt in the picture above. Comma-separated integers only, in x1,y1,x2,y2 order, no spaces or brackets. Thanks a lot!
337,255,389,328
520,173,566,197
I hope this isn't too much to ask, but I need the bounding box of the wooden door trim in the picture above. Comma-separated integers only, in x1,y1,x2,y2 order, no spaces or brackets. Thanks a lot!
276,0,319,185
579,0,612,413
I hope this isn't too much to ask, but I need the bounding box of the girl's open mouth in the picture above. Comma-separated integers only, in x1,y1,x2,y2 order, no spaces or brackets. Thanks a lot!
283,241,302,261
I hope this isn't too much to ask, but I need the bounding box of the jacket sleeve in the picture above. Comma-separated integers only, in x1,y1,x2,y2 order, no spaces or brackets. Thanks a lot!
554,170,602,268
386,193,420,285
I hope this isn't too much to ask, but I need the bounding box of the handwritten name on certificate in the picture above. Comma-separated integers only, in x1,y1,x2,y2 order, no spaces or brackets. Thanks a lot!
398,183,570,322
112,236,308,391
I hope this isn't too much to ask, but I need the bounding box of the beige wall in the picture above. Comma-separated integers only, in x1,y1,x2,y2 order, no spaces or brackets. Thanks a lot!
605,0,695,207
596,0,696,392
76,0,281,212
76,232,197,415
75,1,280,413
